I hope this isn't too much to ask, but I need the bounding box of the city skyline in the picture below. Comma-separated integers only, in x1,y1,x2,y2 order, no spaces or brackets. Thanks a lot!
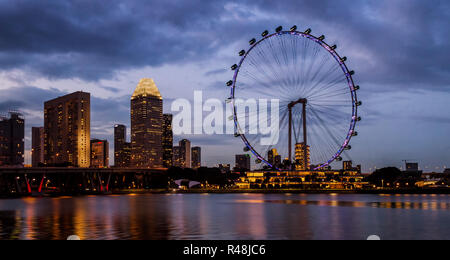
0,0,449,171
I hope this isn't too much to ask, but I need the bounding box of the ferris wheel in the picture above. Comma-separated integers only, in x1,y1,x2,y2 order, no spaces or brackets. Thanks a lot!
227,26,361,170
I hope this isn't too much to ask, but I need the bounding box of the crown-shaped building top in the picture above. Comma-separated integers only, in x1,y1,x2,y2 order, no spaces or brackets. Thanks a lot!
131,78,162,100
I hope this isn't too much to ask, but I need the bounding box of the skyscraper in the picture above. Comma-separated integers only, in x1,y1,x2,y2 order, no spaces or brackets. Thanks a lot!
44,91,90,167
235,154,251,171
268,148,282,167
114,124,131,168
32,127,44,167
0,112,24,166
131,79,163,168
91,139,109,168
192,147,201,169
295,142,310,171
179,139,191,168
173,146,182,168
162,114,173,168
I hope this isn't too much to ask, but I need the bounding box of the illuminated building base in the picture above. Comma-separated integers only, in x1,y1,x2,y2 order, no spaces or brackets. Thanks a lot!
236,170,368,190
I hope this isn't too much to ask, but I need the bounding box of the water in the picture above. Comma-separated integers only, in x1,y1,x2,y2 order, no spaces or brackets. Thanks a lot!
0,193,449,240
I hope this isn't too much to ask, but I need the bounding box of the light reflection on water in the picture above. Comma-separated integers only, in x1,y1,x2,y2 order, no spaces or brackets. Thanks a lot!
0,193,448,240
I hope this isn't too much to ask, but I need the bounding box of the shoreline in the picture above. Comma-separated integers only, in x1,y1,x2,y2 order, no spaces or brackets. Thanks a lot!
0,188,449,199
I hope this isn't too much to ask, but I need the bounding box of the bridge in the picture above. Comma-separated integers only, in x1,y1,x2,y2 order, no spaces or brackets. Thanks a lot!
0,167,167,196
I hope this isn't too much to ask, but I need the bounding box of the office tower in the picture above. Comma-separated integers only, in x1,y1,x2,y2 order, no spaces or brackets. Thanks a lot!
192,146,201,169
173,146,182,167
131,78,163,168
235,154,251,171
114,124,131,167
91,139,109,168
295,142,310,171
32,127,44,167
179,139,191,168
162,114,173,168
44,91,90,167
343,161,353,171
268,148,282,167
0,112,25,166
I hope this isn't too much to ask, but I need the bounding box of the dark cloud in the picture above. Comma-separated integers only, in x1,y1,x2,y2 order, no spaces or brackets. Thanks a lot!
0,0,448,90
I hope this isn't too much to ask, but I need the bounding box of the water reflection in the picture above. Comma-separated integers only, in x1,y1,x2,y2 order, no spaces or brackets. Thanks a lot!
237,199,450,211
0,194,448,240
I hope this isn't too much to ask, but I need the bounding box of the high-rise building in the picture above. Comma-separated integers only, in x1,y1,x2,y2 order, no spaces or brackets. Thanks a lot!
44,91,90,167
0,112,24,166
235,154,251,171
114,124,131,168
295,142,310,171
192,147,201,169
162,114,173,168
179,139,192,168
173,146,182,168
131,79,163,168
32,127,44,167
91,139,109,168
268,148,282,167
343,161,353,171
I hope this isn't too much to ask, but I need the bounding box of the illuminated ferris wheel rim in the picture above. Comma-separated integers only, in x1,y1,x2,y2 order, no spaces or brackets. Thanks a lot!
228,26,361,170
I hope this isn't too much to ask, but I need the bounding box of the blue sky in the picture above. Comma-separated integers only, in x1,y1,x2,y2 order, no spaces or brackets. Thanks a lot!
0,0,449,172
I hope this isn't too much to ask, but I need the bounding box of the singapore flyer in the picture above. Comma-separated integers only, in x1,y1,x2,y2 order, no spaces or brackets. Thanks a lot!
228,25,361,171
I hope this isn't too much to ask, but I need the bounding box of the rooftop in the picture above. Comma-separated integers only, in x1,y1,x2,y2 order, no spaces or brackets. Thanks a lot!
131,78,162,100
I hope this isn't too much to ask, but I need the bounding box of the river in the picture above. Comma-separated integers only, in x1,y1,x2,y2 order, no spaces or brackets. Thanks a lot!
0,193,448,240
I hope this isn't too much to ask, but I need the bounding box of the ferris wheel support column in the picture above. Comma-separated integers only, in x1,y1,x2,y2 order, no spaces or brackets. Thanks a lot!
302,101,308,170
288,107,293,163
288,98,308,168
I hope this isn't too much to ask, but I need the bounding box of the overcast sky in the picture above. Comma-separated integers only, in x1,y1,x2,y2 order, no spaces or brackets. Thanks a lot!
0,0,449,172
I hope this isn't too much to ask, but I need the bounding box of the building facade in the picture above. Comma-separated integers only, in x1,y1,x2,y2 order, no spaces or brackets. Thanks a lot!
172,139,191,168
191,146,201,169
295,142,310,171
0,112,24,166
114,124,131,168
131,79,163,168
44,91,91,167
235,154,251,171
91,139,109,168
32,127,45,167
268,148,282,167
173,146,182,168
236,170,368,190
162,114,173,168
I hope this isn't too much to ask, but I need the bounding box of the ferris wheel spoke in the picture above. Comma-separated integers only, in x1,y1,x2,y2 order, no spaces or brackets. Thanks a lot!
232,30,358,170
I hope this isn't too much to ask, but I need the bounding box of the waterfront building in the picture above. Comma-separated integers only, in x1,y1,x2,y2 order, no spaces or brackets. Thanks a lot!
44,92,91,167
235,154,251,171
91,139,109,168
191,146,201,169
131,78,163,168
114,124,131,168
236,169,368,190
295,142,310,171
31,127,44,167
162,114,173,168
0,112,24,166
